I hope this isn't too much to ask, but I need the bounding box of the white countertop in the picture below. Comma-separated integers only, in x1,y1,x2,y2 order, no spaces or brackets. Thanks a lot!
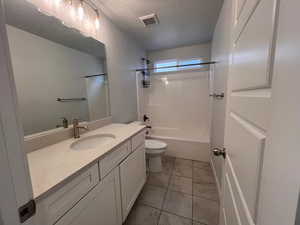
27,123,145,200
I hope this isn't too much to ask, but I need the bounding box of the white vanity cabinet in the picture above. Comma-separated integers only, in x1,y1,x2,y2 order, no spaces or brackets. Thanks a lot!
55,167,122,225
120,139,146,221
34,129,146,225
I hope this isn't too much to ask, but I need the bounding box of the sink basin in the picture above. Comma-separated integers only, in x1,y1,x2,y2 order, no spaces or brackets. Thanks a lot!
70,134,116,151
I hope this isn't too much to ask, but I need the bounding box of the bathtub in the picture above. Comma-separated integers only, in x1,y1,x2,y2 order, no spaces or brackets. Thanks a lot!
147,127,210,162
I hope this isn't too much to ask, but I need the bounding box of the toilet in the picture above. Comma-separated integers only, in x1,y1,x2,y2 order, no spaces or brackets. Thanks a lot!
145,139,167,173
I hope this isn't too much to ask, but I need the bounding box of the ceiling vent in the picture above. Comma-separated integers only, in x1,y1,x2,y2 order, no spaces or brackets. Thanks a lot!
139,13,159,27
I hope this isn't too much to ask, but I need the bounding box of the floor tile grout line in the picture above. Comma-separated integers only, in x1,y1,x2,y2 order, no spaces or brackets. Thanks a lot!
156,157,175,225
160,209,209,225
193,167,214,173
156,210,162,225
164,159,195,222
193,196,220,203
168,188,193,196
136,202,207,225
137,202,163,211
192,180,217,185
138,202,209,225
172,174,193,179
160,209,194,222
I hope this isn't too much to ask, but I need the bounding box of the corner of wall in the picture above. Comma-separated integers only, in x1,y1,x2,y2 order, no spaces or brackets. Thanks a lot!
95,11,146,123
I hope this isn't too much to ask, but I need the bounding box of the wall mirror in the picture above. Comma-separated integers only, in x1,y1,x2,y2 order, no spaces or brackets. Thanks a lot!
4,0,110,136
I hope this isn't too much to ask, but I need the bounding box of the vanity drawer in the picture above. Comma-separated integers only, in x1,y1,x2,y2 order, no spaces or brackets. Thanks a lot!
36,163,99,225
131,131,146,152
100,141,131,179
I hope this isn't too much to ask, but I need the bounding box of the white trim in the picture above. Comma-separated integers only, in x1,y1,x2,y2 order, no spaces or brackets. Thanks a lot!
0,116,22,225
210,156,222,199
0,0,36,224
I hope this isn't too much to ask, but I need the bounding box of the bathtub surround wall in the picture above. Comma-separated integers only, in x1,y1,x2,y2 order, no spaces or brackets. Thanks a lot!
144,72,210,142
138,43,212,161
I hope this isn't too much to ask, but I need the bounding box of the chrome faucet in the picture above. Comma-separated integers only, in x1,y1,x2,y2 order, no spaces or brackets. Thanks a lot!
73,118,89,138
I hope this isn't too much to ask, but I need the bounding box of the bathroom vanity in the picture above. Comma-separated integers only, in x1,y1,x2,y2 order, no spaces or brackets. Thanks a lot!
28,124,146,225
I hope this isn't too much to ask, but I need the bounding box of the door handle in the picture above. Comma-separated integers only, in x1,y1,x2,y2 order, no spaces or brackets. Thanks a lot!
213,147,226,159
209,92,225,99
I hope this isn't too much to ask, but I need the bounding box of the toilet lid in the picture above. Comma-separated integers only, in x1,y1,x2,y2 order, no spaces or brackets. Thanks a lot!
145,140,167,150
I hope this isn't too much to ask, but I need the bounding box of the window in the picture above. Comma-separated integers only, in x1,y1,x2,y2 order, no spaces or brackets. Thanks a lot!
154,60,177,73
178,59,204,69
154,58,205,73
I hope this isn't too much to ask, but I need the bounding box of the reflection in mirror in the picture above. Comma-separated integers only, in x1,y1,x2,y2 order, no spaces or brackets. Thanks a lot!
4,0,110,136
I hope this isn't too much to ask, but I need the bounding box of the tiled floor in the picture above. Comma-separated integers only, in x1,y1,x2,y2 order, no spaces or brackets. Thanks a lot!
124,156,220,225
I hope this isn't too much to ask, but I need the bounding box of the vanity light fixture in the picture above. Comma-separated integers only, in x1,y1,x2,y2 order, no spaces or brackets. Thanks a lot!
95,10,100,30
28,0,102,38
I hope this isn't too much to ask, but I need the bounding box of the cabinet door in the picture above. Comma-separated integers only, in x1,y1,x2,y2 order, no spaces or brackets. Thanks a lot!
55,168,122,225
36,164,99,225
119,144,146,221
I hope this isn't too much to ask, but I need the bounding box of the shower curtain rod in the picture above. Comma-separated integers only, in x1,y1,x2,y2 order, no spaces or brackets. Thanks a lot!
82,73,107,78
135,61,216,72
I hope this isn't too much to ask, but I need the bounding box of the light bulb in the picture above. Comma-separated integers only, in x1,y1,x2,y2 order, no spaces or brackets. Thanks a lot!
67,0,76,19
95,17,100,29
55,0,61,7
78,1,84,20
95,10,100,29
70,5,76,19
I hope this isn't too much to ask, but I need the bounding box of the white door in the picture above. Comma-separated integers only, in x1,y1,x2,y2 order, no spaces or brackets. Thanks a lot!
256,0,300,224
55,168,122,225
218,0,277,224
0,1,36,225
210,0,234,191
119,145,146,221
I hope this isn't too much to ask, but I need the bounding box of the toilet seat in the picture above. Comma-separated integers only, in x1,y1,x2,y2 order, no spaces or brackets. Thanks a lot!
145,139,167,155
145,139,167,150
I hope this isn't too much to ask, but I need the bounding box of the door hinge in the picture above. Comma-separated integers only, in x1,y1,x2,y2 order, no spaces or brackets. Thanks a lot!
213,147,226,159
18,199,36,223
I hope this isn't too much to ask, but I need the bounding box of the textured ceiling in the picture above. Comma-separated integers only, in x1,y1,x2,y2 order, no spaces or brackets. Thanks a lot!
94,0,223,50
